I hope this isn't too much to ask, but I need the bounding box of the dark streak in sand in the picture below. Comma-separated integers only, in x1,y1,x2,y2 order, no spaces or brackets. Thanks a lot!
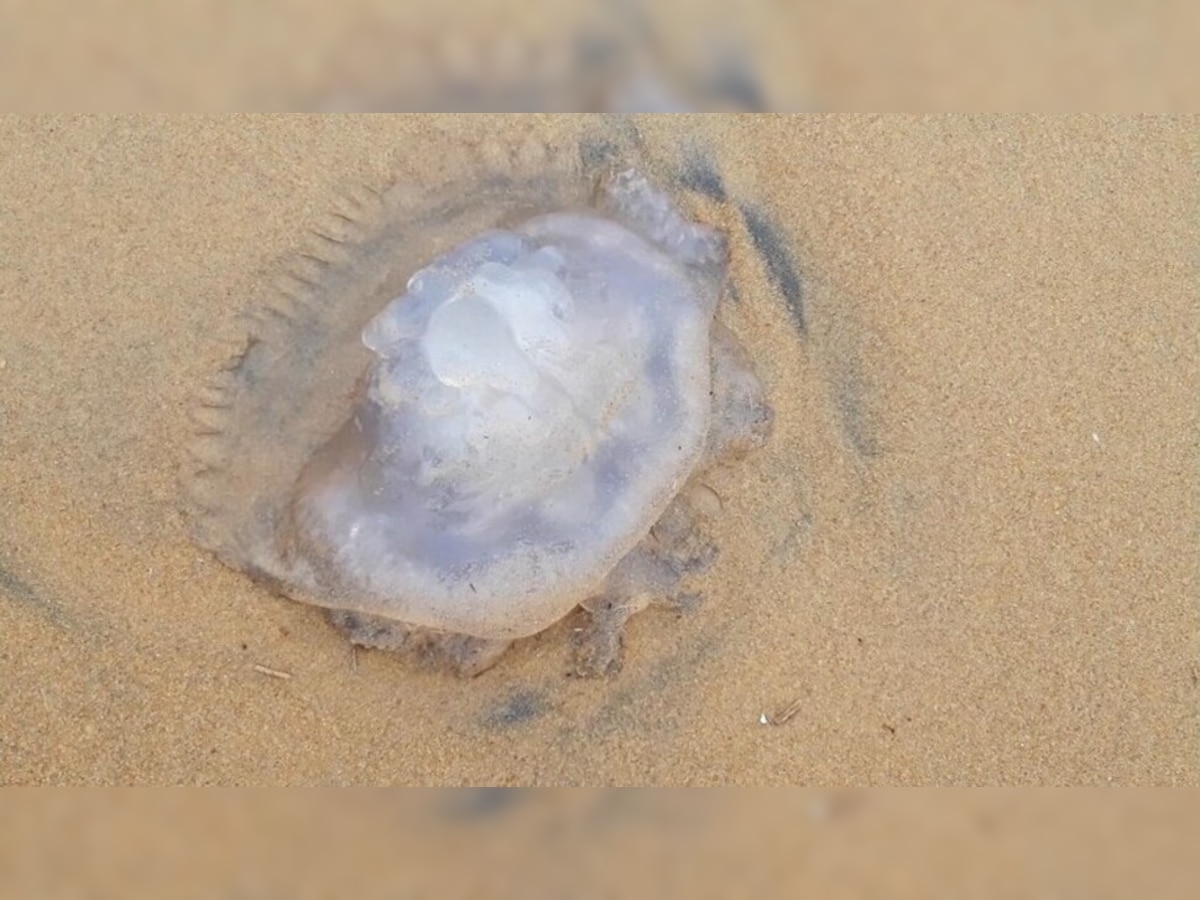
832,359,883,459
481,688,549,730
0,558,66,626
739,203,806,334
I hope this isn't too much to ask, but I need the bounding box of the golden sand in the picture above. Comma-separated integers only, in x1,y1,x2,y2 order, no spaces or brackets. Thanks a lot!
0,115,1194,785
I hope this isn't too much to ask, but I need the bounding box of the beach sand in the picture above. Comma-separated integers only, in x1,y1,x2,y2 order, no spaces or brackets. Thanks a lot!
0,114,1195,785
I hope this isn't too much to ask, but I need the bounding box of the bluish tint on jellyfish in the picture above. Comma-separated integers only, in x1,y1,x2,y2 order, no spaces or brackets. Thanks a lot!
185,129,771,677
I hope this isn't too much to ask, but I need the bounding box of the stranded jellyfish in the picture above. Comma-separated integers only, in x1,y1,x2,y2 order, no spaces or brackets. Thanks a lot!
186,125,772,676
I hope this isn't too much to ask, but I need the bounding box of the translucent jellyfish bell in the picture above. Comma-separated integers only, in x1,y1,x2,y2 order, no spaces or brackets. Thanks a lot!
185,132,773,678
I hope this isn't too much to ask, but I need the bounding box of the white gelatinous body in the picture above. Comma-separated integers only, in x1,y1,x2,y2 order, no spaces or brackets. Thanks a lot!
287,176,727,640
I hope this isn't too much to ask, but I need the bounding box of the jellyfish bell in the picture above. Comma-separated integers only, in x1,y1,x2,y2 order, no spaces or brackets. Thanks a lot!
185,127,771,676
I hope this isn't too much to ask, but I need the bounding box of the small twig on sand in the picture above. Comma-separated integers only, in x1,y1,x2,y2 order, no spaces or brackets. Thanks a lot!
761,696,803,726
253,664,292,680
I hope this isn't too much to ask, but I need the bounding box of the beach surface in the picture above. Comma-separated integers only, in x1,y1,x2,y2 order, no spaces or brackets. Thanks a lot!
0,115,1194,785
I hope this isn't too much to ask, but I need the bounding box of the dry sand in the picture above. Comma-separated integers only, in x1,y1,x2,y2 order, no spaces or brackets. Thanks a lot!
0,114,1195,785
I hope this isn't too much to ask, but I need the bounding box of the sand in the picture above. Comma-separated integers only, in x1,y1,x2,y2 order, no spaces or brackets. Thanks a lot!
0,114,1195,785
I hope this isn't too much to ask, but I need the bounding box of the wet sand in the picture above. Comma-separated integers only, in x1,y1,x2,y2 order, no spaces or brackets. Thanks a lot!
0,114,1195,785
